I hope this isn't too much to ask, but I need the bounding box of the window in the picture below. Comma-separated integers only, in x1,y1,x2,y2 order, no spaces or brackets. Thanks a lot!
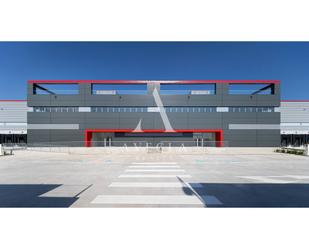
33,107,78,112
160,84,216,95
228,83,275,95
33,84,79,95
231,107,274,112
92,84,147,95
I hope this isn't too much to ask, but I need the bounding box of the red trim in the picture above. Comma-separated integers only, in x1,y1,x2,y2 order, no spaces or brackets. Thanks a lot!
84,129,223,147
281,100,309,102
27,80,280,84
0,100,26,102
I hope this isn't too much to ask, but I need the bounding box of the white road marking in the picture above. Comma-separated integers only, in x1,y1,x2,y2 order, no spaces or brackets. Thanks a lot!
91,195,203,205
131,162,177,165
125,169,185,172
109,182,204,188
128,165,180,168
118,174,192,178
238,176,296,183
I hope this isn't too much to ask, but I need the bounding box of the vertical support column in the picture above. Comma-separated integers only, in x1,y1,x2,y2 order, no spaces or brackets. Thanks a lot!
85,130,92,147
215,130,223,147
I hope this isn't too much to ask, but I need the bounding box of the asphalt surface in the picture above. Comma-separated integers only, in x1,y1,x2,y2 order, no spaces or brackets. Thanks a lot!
1,149,309,207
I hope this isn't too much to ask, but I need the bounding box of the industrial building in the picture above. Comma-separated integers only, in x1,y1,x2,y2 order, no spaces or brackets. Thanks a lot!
26,80,281,147
1,80,307,147
280,100,309,146
0,100,27,144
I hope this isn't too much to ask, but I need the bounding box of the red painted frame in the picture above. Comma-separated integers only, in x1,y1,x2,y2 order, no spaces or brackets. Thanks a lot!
0,100,26,102
28,80,280,84
281,100,309,102
84,129,223,147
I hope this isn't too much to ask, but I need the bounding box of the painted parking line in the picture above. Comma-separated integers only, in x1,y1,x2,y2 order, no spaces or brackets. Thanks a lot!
238,176,296,183
128,165,180,168
125,169,185,173
131,162,177,165
118,174,192,178
91,195,222,206
109,182,204,188
91,195,203,205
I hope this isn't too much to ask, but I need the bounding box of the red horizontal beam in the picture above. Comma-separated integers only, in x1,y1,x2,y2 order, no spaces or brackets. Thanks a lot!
281,100,309,102
86,129,222,133
27,80,280,84
0,100,27,102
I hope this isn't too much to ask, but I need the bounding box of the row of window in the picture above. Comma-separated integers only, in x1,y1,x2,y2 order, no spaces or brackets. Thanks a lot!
33,107,79,112
91,107,217,113
33,106,275,113
231,107,274,113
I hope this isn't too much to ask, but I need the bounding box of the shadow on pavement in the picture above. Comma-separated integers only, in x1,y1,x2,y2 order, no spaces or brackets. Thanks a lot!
184,183,309,208
0,184,78,207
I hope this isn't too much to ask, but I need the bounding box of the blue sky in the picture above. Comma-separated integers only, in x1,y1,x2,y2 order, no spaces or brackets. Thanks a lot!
0,42,308,100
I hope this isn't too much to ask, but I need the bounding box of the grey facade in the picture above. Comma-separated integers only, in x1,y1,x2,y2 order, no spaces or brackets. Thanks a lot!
26,80,281,147
280,101,309,146
0,100,27,144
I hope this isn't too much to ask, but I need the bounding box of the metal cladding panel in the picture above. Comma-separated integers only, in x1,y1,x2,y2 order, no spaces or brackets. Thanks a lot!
49,130,84,141
84,122,120,129
50,113,84,119
222,96,258,106
84,95,120,106
280,101,309,122
85,113,119,119
27,130,50,144
160,95,189,106
119,95,154,106
27,113,51,124
187,95,222,106
28,95,51,106
256,95,280,106
0,101,27,123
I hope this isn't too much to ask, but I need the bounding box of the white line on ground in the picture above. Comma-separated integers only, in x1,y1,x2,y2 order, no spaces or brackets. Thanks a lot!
238,176,296,183
109,182,204,188
131,162,177,165
125,169,185,173
118,174,192,178
91,195,203,205
91,195,222,205
128,165,180,168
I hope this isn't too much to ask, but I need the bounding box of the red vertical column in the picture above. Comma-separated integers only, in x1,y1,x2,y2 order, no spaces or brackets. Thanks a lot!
215,130,223,147
84,130,93,147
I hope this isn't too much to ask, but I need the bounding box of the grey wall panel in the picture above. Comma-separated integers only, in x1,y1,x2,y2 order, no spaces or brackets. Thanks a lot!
27,113,51,124
84,123,120,129
85,113,119,119
118,118,144,129
27,130,50,144
188,95,222,106
161,95,188,106
84,95,120,106
119,95,154,106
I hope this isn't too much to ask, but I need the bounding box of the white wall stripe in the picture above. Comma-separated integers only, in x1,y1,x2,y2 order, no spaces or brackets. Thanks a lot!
229,124,280,130
27,124,79,130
